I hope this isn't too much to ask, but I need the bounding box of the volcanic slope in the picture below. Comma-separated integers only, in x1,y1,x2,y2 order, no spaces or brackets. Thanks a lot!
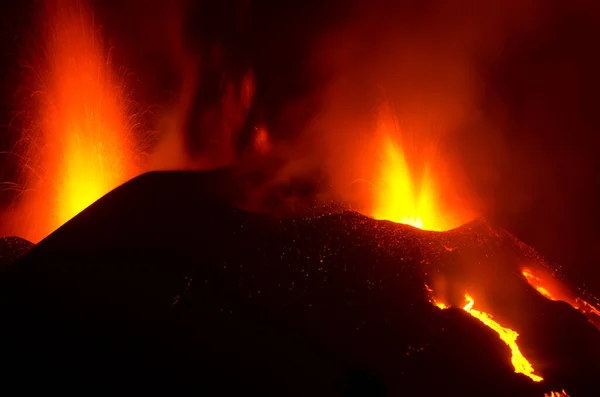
0,170,598,396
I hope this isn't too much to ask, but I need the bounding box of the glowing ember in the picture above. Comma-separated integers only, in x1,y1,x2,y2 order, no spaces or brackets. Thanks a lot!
368,103,469,231
576,297,600,318
427,287,543,382
544,390,570,397
13,0,144,241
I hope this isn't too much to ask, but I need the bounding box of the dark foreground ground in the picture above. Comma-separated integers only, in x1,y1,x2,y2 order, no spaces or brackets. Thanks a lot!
0,170,598,396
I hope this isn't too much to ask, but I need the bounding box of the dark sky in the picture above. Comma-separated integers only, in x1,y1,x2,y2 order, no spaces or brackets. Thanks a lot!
474,1,600,292
1,0,599,293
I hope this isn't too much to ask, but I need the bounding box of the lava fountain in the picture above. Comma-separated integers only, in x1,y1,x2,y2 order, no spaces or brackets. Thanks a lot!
366,100,472,231
371,133,438,230
11,0,145,242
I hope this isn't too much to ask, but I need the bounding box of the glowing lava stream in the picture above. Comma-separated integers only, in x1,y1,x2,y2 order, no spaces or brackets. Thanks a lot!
428,288,543,382
461,294,543,382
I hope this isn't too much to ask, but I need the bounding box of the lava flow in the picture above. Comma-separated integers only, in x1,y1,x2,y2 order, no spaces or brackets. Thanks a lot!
428,287,543,382
461,294,543,383
521,267,574,303
522,266,600,329
11,0,144,242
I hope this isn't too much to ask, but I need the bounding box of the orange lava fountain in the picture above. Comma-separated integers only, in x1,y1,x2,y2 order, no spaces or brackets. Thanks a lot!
371,134,438,230
13,0,143,242
427,287,543,382
367,102,471,231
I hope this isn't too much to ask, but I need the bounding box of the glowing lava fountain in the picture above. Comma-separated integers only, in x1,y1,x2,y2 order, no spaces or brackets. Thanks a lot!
367,102,471,231
371,134,437,230
13,0,144,242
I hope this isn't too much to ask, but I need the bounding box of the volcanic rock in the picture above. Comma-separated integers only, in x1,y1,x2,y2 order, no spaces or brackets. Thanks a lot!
0,236,33,268
0,170,598,396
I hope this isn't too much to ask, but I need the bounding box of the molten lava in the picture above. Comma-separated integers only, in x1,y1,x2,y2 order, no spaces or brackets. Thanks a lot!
15,0,143,241
371,134,431,229
461,294,543,383
545,390,570,397
522,267,570,302
428,288,543,382
521,267,600,329
368,102,470,231
425,284,449,309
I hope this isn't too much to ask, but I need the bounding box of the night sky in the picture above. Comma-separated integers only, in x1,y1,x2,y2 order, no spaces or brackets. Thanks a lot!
1,0,599,293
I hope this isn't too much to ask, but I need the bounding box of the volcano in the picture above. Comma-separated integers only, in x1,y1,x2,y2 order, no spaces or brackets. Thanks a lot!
0,170,597,396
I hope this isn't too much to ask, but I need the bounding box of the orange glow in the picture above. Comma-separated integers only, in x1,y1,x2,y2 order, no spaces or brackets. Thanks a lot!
521,267,600,329
534,286,554,300
253,126,272,154
16,0,143,241
425,284,449,309
368,102,470,231
521,268,566,302
461,294,543,382
431,297,449,310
